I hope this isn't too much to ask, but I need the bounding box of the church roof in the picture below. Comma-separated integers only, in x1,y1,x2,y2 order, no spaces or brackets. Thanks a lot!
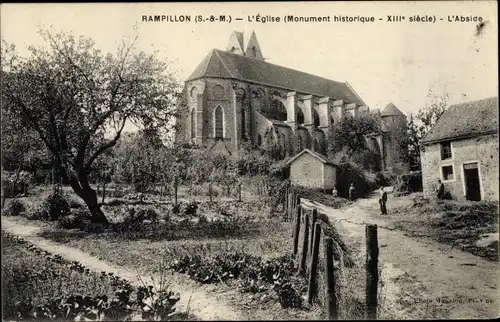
381,103,405,117
286,149,338,167
421,97,499,145
187,49,365,105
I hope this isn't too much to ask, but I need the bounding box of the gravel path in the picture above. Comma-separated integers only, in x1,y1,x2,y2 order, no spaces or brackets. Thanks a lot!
302,193,499,319
1,216,242,321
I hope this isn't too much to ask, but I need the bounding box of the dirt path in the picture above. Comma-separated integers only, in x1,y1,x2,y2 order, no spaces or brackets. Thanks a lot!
302,193,499,320
1,217,242,321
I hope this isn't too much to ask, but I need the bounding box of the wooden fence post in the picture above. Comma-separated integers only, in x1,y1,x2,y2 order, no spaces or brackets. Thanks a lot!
307,222,322,304
174,181,178,205
1,187,5,210
209,182,213,202
102,183,106,204
324,237,338,320
310,209,318,253
365,225,379,320
292,205,302,255
298,212,310,276
238,183,242,202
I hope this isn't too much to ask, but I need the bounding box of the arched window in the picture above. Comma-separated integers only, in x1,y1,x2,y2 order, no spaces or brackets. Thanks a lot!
190,109,196,139
241,108,246,140
190,87,198,99
214,106,224,138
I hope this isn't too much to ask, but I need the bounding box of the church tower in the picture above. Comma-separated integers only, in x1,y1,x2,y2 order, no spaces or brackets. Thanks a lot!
226,31,245,55
245,31,264,60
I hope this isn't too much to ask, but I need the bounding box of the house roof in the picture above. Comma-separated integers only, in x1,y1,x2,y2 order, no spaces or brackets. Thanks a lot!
286,149,338,167
421,96,499,145
381,103,405,117
187,49,365,105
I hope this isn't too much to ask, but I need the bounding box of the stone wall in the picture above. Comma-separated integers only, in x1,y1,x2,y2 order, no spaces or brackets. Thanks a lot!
290,152,325,189
421,133,499,201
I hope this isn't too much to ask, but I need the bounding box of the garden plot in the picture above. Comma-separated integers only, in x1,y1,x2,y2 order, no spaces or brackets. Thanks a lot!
2,188,325,320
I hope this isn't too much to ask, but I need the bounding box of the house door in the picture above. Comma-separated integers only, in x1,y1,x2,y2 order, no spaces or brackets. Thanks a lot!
463,163,481,201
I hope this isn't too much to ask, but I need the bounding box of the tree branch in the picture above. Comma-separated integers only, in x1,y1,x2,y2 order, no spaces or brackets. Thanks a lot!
84,117,127,171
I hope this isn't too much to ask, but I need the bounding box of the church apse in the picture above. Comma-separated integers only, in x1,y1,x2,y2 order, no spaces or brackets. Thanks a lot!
177,31,410,173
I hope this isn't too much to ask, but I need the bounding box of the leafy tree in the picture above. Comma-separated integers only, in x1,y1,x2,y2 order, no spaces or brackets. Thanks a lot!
406,89,449,167
1,105,52,177
1,29,181,223
327,114,380,157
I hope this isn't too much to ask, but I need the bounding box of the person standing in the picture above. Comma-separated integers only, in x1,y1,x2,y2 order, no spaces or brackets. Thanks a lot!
332,187,338,198
349,183,356,201
379,186,388,215
436,179,445,200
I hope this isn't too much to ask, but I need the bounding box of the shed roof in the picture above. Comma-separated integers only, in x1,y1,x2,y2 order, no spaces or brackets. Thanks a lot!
421,96,499,145
286,149,338,167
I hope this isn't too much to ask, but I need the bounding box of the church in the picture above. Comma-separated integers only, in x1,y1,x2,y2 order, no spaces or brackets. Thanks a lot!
175,31,409,174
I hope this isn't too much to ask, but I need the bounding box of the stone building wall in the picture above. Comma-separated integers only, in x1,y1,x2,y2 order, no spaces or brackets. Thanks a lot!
421,133,499,201
289,152,325,189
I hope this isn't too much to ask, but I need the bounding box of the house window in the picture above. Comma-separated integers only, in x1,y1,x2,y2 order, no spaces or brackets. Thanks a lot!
214,106,224,138
190,109,196,139
442,165,454,181
440,141,452,160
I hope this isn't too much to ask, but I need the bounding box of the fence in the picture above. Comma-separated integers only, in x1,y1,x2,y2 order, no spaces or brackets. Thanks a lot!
285,189,380,320
94,178,275,206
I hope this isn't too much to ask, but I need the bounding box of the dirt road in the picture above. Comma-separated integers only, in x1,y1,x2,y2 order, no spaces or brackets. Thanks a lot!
1,217,241,321
302,192,499,319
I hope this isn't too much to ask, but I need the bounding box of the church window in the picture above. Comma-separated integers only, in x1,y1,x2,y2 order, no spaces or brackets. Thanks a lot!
214,106,224,138
190,109,196,139
241,108,246,140
190,87,198,99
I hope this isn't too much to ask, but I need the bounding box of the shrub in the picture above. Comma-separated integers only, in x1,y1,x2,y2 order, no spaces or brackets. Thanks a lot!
3,199,25,216
394,171,423,196
184,200,198,217
335,162,377,198
171,202,181,214
32,192,71,221
1,170,35,197
58,208,92,229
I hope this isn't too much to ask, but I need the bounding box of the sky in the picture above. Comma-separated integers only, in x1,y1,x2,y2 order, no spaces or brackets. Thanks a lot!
1,1,498,133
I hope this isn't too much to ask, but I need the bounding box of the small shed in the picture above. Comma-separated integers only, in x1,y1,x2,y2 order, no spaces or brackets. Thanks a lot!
286,149,338,190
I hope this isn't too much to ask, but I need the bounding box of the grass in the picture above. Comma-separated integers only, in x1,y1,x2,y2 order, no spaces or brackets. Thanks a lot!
389,193,499,261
